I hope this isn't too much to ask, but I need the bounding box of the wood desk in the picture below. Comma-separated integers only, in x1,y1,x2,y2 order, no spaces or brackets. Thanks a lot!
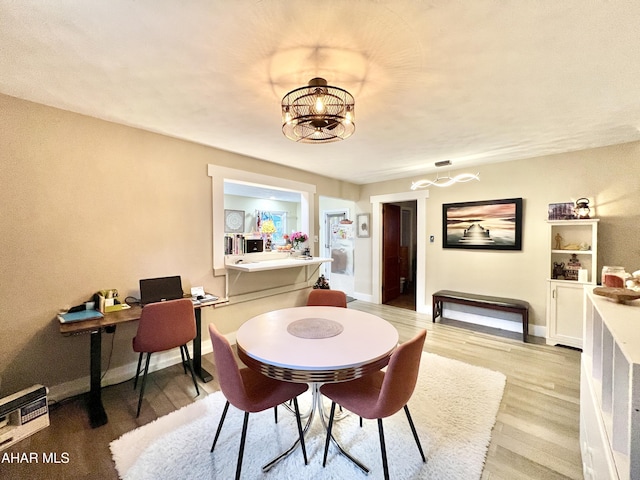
59,301,218,428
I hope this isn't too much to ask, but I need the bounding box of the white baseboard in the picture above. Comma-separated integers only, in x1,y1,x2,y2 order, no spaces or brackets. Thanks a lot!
352,292,373,303
442,309,546,338
48,340,214,404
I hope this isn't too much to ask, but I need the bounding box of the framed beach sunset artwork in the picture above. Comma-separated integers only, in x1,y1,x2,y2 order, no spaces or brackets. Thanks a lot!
442,198,523,250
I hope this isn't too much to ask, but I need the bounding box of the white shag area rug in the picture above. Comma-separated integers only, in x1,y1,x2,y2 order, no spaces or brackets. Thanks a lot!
110,353,506,480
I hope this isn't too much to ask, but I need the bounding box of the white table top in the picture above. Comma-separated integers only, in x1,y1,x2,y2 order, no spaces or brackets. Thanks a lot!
236,306,399,382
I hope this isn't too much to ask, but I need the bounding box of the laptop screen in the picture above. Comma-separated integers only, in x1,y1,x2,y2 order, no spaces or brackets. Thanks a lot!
139,276,183,306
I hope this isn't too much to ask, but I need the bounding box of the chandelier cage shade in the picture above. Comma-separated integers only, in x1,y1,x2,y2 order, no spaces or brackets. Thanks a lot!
282,77,355,143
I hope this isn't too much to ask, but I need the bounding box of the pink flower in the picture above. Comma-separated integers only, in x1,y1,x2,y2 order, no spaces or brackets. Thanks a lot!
290,231,308,244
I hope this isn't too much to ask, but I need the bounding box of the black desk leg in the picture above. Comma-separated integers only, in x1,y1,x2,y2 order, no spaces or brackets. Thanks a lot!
86,329,108,428
193,309,213,383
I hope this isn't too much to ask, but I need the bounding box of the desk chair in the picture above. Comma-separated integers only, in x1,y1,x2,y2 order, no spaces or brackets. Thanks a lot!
307,289,347,307
320,329,427,480
209,323,308,480
132,298,200,417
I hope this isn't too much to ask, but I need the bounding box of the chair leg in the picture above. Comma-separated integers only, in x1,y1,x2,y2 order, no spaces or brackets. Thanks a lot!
404,405,426,462
293,397,308,465
181,345,200,396
322,401,337,467
235,412,250,480
179,345,187,374
377,418,390,480
211,401,230,452
136,352,152,418
274,405,278,423
133,352,143,390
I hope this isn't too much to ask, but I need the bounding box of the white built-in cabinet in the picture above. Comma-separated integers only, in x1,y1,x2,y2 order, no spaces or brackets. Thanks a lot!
581,287,640,480
546,219,599,348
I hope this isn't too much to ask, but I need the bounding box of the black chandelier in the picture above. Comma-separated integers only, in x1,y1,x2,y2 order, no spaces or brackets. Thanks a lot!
281,77,355,144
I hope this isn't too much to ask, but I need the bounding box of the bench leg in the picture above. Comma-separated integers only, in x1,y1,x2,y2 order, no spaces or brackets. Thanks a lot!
432,298,442,323
522,310,529,343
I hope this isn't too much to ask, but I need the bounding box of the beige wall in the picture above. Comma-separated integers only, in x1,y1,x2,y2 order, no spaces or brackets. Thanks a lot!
2,91,639,398
0,94,359,396
358,143,640,329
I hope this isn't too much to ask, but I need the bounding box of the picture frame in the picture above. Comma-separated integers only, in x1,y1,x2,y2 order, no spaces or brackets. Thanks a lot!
224,209,245,233
256,210,287,244
443,198,523,250
548,202,576,220
357,213,370,238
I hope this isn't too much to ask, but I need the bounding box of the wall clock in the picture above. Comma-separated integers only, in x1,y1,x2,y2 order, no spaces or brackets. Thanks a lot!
224,209,245,233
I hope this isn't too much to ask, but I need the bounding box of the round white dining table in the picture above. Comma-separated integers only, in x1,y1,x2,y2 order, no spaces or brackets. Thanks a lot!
236,306,399,383
235,306,399,473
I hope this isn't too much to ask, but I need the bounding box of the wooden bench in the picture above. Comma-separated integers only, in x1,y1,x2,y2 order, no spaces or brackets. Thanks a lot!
432,290,530,342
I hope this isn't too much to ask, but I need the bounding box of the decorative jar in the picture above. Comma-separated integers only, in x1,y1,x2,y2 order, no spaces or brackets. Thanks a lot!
601,266,626,287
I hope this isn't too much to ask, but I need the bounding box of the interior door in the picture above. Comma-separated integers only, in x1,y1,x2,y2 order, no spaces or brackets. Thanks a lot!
382,204,401,303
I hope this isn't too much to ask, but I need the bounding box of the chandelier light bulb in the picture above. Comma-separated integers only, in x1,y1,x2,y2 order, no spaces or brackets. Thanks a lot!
314,96,325,113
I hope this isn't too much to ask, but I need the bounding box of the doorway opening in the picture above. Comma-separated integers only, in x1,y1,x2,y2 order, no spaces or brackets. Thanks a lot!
319,201,355,297
382,201,417,311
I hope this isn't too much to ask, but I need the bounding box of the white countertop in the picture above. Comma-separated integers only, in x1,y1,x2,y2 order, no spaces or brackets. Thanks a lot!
225,255,333,272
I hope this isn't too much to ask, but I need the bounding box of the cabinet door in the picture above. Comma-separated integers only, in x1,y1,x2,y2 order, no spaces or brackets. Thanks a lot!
547,281,584,348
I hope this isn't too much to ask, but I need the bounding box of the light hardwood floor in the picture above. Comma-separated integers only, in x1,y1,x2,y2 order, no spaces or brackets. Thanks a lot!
1,301,583,480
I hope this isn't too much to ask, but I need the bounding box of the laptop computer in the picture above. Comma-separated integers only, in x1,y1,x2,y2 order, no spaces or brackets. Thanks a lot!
139,275,184,306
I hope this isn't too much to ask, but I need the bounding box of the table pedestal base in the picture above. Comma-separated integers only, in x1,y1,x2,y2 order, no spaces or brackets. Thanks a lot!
262,383,369,474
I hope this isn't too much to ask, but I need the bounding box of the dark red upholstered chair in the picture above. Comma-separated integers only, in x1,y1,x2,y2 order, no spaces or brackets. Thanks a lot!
208,323,308,480
132,298,200,418
307,289,347,307
320,329,427,480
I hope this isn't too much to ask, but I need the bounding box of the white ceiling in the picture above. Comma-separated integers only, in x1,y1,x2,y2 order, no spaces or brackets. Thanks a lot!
2,1,639,184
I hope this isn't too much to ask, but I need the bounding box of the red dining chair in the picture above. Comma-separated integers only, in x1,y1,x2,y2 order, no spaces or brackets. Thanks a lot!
320,329,427,480
307,289,347,307
132,298,200,418
208,323,308,480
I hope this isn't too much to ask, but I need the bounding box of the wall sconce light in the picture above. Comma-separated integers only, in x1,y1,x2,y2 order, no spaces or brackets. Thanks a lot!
574,198,591,218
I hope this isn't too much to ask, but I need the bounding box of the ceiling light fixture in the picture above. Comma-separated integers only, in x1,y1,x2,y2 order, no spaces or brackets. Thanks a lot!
281,77,355,144
410,172,480,190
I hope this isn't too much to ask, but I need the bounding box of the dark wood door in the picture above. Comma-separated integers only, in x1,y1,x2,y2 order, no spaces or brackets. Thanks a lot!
382,204,401,303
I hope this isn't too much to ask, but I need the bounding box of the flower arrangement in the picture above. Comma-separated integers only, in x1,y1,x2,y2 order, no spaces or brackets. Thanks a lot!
290,231,308,248
260,219,276,234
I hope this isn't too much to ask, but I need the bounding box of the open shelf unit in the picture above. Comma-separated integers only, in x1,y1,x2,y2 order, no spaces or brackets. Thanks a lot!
548,219,598,282
546,219,598,348
581,287,640,480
